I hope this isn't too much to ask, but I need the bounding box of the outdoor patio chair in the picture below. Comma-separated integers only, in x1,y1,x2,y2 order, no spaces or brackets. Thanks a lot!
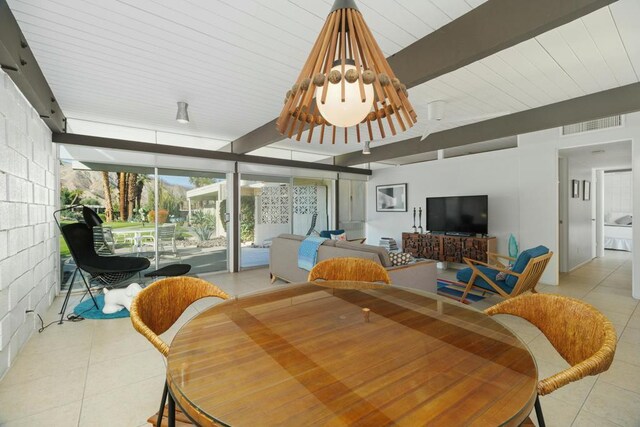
141,223,178,257
81,205,116,255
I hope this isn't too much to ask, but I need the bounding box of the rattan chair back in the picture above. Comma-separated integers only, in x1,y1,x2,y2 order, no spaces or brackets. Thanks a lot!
485,293,616,395
308,257,391,284
130,277,229,357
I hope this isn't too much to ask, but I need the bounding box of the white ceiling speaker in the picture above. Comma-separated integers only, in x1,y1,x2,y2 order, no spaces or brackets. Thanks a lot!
420,100,508,141
176,101,189,124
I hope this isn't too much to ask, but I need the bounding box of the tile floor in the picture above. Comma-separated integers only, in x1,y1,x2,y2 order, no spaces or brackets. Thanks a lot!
0,251,638,426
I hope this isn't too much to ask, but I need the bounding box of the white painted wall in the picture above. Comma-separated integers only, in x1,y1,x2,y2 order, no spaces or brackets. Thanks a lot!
0,71,59,379
367,148,525,276
566,158,594,270
368,112,640,293
604,171,633,222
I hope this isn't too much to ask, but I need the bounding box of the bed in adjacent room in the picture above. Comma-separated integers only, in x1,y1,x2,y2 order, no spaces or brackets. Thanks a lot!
604,214,632,251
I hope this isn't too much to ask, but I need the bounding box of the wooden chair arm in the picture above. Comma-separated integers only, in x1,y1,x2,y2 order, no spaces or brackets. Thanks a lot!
486,252,516,262
463,258,521,277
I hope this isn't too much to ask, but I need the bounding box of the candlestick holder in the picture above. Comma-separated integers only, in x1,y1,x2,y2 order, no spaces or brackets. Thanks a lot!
411,207,417,233
418,207,424,234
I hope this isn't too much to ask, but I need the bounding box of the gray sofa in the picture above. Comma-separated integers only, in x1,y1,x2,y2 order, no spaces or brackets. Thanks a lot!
269,234,437,292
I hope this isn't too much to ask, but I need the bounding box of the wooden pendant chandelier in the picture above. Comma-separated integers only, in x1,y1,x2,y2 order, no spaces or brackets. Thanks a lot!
276,0,417,145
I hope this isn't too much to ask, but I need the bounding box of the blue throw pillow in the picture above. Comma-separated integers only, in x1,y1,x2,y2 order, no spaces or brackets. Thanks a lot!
319,229,345,239
505,245,549,287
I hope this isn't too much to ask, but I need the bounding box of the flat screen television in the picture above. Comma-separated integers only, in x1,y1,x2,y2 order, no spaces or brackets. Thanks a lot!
426,195,488,235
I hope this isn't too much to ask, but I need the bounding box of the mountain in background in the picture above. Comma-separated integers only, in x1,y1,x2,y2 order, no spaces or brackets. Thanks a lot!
59,162,190,207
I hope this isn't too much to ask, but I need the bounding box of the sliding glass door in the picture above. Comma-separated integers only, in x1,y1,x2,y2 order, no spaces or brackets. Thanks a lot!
157,169,229,274
239,174,292,269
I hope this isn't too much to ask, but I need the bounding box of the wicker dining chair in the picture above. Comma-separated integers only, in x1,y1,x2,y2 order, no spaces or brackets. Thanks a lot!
130,277,229,426
308,257,391,284
485,293,617,427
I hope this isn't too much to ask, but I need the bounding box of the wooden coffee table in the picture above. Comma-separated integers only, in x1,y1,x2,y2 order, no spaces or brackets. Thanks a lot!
166,281,537,426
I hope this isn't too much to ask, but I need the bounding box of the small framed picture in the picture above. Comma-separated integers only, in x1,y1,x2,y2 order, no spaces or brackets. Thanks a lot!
376,183,407,212
571,180,580,198
583,180,591,201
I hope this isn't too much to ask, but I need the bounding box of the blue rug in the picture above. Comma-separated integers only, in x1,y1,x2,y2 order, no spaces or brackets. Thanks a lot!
73,294,130,319
437,279,485,304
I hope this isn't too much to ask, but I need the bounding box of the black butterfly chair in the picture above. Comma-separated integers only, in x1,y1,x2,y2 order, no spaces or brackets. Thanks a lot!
56,207,150,323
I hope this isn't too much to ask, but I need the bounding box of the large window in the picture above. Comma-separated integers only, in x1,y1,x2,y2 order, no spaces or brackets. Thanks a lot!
58,159,229,290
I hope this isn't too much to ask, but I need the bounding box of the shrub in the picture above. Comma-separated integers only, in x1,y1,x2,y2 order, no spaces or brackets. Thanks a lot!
148,209,169,224
191,211,216,241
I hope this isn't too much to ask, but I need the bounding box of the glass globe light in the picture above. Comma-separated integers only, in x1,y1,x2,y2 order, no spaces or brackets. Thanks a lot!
315,64,374,128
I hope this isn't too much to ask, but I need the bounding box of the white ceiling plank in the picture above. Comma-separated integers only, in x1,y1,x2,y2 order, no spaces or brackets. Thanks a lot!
582,6,638,86
557,18,619,90
394,0,451,30
429,0,472,20
536,28,602,94
505,39,584,101
456,65,531,111
478,55,555,106
605,1,640,83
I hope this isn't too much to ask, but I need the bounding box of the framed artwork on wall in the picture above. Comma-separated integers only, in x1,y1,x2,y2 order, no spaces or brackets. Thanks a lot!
583,180,591,201
376,183,407,212
572,179,580,198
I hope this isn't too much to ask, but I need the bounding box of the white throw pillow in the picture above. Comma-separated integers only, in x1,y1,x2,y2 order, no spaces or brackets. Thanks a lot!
330,232,347,241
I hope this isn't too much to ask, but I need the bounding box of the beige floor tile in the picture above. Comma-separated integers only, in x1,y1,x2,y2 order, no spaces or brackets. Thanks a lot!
620,326,640,345
612,340,640,367
84,349,165,398
533,395,582,427
598,359,640,395
0,342,91,386
2,400,82,427
582,382,640,427
89,327,151,365
572,409,624,427
19,320,95,356
0,367,86,423
79,374,166,427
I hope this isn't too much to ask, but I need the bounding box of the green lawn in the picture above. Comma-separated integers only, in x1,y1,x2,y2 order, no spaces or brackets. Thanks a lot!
59,221,147,258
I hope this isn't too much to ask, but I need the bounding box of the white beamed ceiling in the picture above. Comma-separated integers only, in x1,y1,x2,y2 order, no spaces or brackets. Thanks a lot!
271,0,640,158
8,0,640,164
7,0,486,142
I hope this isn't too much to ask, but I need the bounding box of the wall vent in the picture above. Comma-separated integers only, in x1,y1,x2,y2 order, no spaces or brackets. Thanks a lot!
562,115,622,135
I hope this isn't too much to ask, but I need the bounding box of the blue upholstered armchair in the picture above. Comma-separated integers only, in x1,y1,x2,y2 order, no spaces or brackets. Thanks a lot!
456,246,553,303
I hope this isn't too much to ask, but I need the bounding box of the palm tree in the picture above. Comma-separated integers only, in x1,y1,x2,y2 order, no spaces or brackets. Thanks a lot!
101,171,114,222
118,172,127,221
127,173,137,220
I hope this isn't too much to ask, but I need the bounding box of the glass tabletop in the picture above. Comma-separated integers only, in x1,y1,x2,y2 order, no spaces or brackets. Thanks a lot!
166,281,538,426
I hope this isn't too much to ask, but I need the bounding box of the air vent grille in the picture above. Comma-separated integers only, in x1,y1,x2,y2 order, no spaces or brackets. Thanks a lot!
562,115,622,135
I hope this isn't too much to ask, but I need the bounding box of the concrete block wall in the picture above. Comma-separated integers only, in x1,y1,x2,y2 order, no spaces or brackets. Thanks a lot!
0,70,59,379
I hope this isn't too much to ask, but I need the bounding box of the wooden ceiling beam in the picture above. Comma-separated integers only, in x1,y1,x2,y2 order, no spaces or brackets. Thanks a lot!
0,0,65,132
52,132,372,175
229,0,616,155
333,82,640,166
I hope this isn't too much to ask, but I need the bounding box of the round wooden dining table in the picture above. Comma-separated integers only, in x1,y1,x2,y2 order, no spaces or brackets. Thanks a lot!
166,281,538,426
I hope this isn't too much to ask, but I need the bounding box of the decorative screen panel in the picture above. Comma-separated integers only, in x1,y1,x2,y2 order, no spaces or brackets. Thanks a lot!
260,186,290,224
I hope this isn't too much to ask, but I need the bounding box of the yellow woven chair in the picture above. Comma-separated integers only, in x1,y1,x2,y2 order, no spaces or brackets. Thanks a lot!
130,277,229,427
485,293,617,427
308,257,391,284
